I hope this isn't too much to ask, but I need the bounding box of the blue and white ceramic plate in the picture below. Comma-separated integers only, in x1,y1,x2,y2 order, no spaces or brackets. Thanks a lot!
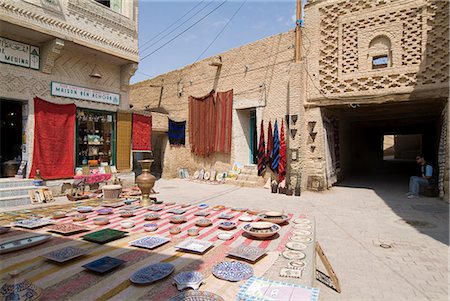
175,239,213,253
13,218,53,229
42,246,86,263
198,204,209,209
173,271,204,290
129,236,170,250
168,291,224,301
130,263,175,284
219,221,237,230
218,213,234,220
212,261,253,282
82,256,125,273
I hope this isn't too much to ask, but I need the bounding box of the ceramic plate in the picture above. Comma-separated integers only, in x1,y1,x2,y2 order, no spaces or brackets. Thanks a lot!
168,291,224,301
285,242,307,251
216,173,223,181
76,206,93,213
288,259,306,270
194,211,210,217
147,206,163,212
82,229,128,244
217,232,234,240
193,171,200,179
42,246,86,263
130,263,175,284
293,218,311,224
46,223,88,235
170,216,187,224
289,235,313,243
292,229,311,236
13,218,54,229
293,224,312,229
198,204,209,209
238,216,254,222
173,271,204,290
249,222,274,229
212,261,253,282
218,213,233,220
203,172,210,180
282,250,306,260
227,245,266,262
97,208,113,215
102,202,124,208
129,236,170,250
167,208,187,215
82,256,125,273
175,239,213,253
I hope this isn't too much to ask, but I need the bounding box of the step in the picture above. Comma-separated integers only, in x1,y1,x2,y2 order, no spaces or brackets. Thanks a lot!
0,195,31,207
0,186,37,198
0,178,35,189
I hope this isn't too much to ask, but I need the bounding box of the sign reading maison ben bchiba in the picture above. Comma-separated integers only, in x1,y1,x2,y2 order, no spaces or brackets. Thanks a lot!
51,82,120,106
0,37,40,70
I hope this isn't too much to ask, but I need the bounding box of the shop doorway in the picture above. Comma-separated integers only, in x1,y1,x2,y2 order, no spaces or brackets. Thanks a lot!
151,132,167,179
0,99,23,177
235,108,258,165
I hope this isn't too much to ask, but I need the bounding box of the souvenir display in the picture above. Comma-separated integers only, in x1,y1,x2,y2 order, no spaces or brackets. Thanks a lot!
12,218,53,229
212,261,253,282
198,203,209,209
93,217,110,225
227,245,266,262
96,208,113,215
170,216,187,224
144,213,161,220
167,208,187,215
286,241,307,251
187,228,200,236
238,216,254,222
292,229,312,236
129,236,170,250
168,291,224,301
218,213,233,220
143,223,158,232
175,239,214,253
76,206,93,213
120,211,135,218
242,222,281,238
194,211,210,217
289,235,313,243
71,214,87,222
293,218,311,224
237,277,320,301
52,211,67,219
257,213,290,224
219,221,236,230
0,234,52,254
46,223,88,235
82,229,128,244
120,221,134,229
0,271,42,301
147,205,163,211
203,171,210,180
212,205,225,211
280,268,303,279
217,232,233,240
294,223,312,229
173,271,204,290
282,250,306,260
130,263,175,284
169,226,182,234
41,246,87,263
195,218,212,227
82,256,125,273
0,226,11,234
288,259,306,270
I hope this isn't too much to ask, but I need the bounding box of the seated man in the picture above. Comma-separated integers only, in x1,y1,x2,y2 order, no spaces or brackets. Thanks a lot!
407,155,433,199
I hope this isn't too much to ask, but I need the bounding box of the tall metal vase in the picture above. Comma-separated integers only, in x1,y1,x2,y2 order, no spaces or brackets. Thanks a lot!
136,160,156,206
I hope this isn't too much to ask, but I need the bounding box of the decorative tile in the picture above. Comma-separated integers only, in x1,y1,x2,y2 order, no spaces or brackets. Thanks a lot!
227,245,266,262
13,218,53,229
129,236,170,250
175,239,213,253
46,223,88,235
82,229,128,244
42,246,86,263
82,256,125,273
212,261,253,282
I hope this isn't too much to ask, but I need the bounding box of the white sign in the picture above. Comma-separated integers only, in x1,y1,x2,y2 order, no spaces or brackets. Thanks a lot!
0,37,40,70
51,82,120,106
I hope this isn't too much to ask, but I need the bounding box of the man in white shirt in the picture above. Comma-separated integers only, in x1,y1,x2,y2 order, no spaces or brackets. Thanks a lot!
406,155,433,199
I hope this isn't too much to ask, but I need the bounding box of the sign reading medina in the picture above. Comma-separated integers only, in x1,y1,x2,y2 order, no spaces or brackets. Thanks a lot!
51,82,120,106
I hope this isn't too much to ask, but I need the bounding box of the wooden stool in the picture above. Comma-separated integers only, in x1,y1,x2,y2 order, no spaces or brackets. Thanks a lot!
423,184,438,197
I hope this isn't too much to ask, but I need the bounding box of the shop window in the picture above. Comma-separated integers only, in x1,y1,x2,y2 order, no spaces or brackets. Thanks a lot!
94,0,121,13
368,35,392,70
76,109,116,168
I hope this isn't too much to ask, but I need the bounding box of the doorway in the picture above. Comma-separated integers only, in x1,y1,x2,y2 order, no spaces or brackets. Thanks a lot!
150,132,167,179
0,99,23,177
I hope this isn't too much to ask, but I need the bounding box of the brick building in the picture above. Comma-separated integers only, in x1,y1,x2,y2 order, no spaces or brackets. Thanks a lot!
131,0,448,200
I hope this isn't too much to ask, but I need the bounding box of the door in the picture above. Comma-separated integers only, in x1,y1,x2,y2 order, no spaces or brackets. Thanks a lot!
0,100,23,177
249,110,257,164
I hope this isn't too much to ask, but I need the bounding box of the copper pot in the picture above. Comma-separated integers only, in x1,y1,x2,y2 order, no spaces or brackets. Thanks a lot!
136,160,156,205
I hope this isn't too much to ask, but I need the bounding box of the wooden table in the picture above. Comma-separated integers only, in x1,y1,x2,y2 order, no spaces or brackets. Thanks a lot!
0,201,315,301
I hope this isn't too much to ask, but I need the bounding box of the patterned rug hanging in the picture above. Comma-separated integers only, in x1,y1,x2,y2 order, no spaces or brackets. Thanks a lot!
271,120,280,172
257,120,266,176
278,119,286,182
267,121,273,170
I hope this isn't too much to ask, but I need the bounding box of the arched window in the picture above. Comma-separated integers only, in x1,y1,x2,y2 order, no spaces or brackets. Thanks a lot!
368,35,392,69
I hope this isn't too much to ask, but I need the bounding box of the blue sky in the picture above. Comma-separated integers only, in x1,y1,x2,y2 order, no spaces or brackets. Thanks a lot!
131,1,302,84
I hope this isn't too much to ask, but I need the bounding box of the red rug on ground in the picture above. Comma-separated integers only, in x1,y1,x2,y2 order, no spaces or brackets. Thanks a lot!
132,113,152,151
29,97,76,179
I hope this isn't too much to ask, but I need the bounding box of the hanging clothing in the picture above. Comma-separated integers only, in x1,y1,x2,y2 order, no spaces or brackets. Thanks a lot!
214,90,233,153
266,121,273,170
29,97,76,179
168,119,186,145
132,113,152,151
278,119,286,182
271,120,280,172
257,120,266,176
189,91,216,156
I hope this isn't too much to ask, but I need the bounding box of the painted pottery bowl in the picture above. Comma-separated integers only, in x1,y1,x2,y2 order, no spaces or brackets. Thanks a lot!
264,211,283,217
120,211,135,218
249,222,274,229
96,208,113,215
187,228,199,236
195,218,212,227
93,217,109,225
238,216,254,222
143,223,158,232
243,222,281,238
169,226,181,234
76,206,93,213
52,211,66,219
217,232,234,240
180,203,191,208
212,205,225,211
72,214,87,221
170,216,187,224
219,221,237,230
144,213,161,221
120,221,134,229
257,214,290,224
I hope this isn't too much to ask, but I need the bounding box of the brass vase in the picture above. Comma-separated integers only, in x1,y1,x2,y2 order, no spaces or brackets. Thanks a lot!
136,160,156,206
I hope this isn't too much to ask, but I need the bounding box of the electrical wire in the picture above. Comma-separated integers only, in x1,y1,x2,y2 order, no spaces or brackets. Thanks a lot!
140,1,215,55
139,0,206,49
140,0,228,62
193,0,248,63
